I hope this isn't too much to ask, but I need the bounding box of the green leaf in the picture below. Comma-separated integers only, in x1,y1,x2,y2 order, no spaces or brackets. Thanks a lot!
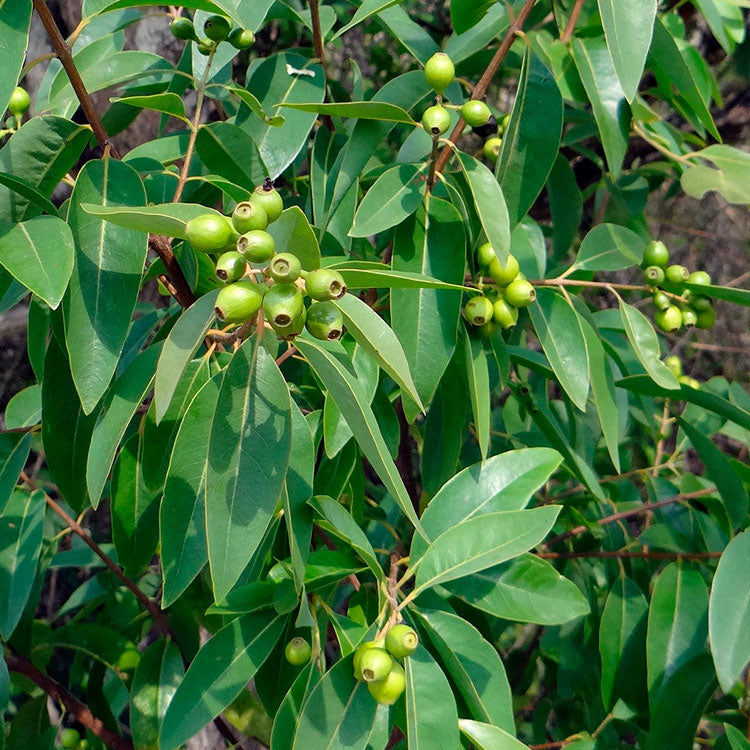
681,145,750,204
529,288,589,411
459,720,531,750
225,85,284,126
0,0,31,116
709,530,750,692
547,154,583,259
335,265,470,291
682,280,750,306
414,506,560,592
404,643,460,749
0,172,58,218
86,344,161,508
726,725,750,750
100,0,244,25
418,609,514,731
450,0,496,34
454,150,511,263
496,49,562,227
160,611,285,749
266,207,321,272
154,291,217,424
573,223,646,272
449,553,590,625
571,36,631,177
349,163,428,237
271,663,321,750
195,121,267,192
0,432,32,515
599,0,657,101
81,202,221,239
333,0,404,39
619,300,680,390
295,336,426,538
281,100,415,124
111,93,189,123
599,576,648,710
460,326,491,460
0,490,44,639
205,337,292,602
694,0,745,53
65,159,149,413
378,6,439,64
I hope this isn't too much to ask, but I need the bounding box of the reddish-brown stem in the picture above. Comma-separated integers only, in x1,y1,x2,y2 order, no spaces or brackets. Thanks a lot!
276,344,299,367
4,647,133,750
431,0,538,181
538,550,721,561
149,235,195,308
560,0,585,43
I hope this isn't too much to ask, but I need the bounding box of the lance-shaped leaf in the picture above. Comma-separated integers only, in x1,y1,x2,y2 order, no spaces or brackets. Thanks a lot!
0,0,32,116
271,663,321,750
460,325,491,459
572,223,645,272
266,207,321,272
335,266,470,291
459,720,531,749
0,432,32,515
195,121,267,191
111,93,189,123
281,100,415,124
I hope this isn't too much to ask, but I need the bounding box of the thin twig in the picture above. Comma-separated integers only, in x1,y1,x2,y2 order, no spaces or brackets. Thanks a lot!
653,399,672,476
560,0,585,43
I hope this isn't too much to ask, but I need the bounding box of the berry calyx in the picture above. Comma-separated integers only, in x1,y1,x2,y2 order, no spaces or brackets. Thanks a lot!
687,270,712,286
215,251,247,282
643,240,669,268
644,265,665,285
358,647,394,683
665,264,689,287
269,252,302,284
465,295,494,326
367,663,406,705
305,301,344,340
272,307,306,339
488,254,520,286
204,15,231,41
665,355,682,377
237,230,275,264
424,52,455,94
284,637,311,665
251,179,284,223
681,308,697,327
353,640,385,680
653,290,671,311
215,281,264,323
8,86,30,116
654,305,682,332
232,200,268,233
228,27,254,50
695,305,715,329
263,283,305,329
422,105,451,136
385,624,418,658
461,100,492,128
483,136,502,163
504,279,536,308
61,728,81,749
304,268,347,300
185,214,235,253
492,296,519,330
169,17,197,41
476,242,497,268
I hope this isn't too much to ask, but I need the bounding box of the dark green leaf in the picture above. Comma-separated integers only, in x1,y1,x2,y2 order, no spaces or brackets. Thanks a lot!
460,325,491,459
0,433,31,515
195,121,267,191
111,93,189,123
281,101,415,124
459,720,530,749
0,0,32,115
266,207,321,272
0,172,57,218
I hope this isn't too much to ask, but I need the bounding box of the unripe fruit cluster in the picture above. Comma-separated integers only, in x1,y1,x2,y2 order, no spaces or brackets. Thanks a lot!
353,624,419,705
664,354,701,389
169,13,255,54
183,181,347,342
642,240,715,333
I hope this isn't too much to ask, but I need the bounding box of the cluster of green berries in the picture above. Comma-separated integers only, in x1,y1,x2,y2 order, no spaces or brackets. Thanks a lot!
642,240,715,333
184,181,347,341
465,244,536,335
352,624,418,705
169,13,254,55
665,355,700,389
60,728,89,750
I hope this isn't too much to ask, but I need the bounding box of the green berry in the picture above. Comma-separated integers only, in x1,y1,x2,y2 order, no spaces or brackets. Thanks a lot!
284,637,311,665
422,104,451,136
215,251,247,282
665,355,682,377
385,624,418,658
424,52,454,94
497,113,511,135
681,308,698,327
118,649,141,671
251,179,284,223
305,301,344,340
228,27,254,50
679,375,700,389
476,241,496,268
232,200,268,233
79,741,90,750
304,268,347,300
483,136,502,163
263,283,305,329
204,15,231,41
169,17,197,41
353,641,384,680
687,270,711,286
465,295,494,326
272,306,306,339
367,663,405,705
643,240,669,268
185,214,235,253
358,647,394,683
653,290,671,311
8,86,30,116
237,230,275,264
665,264,689,287
197,39,213,55
477,319,500,338
644,265,665,285
487,254,520,286
492,296,519,330
61,728,81,749
269,252,302,284
215,281,264,323
461,100,492,128
654,305,682,332
695,305,715,329
504,279,536,308
689,294,712,312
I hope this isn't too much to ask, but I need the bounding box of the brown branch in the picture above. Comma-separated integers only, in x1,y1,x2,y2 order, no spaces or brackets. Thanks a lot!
4,648,133,750
560,0,585,43
431,0,538,180
309,0,334,131
149,235,195,308
538,549,721,561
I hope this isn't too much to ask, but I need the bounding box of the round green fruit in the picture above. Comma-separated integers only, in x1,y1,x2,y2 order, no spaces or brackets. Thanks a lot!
654,305,682,332
687,270,711,286
695,306,715,329
197,39,213,55
61,728,81,749
644,265,665,285
215,281,264,323
306,301,344,340
424,52,454,94
367,663,406,705
504,278,536,308
284,637,311,665
483,136,502,163
232,200,268,233
665,355,682,378
269,253,302,284
465,295,494,326
422,105,451,136
263,283,304,328
665,264,689,287
304,268,347,300
272,307,306,339
385,624,418,658
643,240,669,268
476,241,496,268
204,15,231,41
488,254,519,286
169,17,197,41
8,86,30,116
358,647,394,683
237,230,275,264
653,290,671,311
461,100,492,128
681,308,697,327
497,113,511,135
492,296,519,330
215,251,246,282
689,294,712,312
353,640,385,680
477,319,500,338
251,180,284,223
185,214,234,253
118,649,141,671
228,27,254,49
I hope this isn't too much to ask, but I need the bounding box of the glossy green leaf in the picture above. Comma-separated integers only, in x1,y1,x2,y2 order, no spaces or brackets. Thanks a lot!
333,0,404,38
195,121,267,191
81,202,221,239
683,280,750,307
547,154,582,259
378,6,439,63
266,207,321,272
450,0,495,34
709,530,750,692
0,432,31,515
459,720,530,749
694,0,745,53
160,611,285,748
0,172,57,218
460,325,491,459
111,93,189,123
281,100,415,123
271,663,321,750
573,223,646,272
335,265,470,291
726,725,750,750
0,0,32,116
100,0,243,25
681,144,750,205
